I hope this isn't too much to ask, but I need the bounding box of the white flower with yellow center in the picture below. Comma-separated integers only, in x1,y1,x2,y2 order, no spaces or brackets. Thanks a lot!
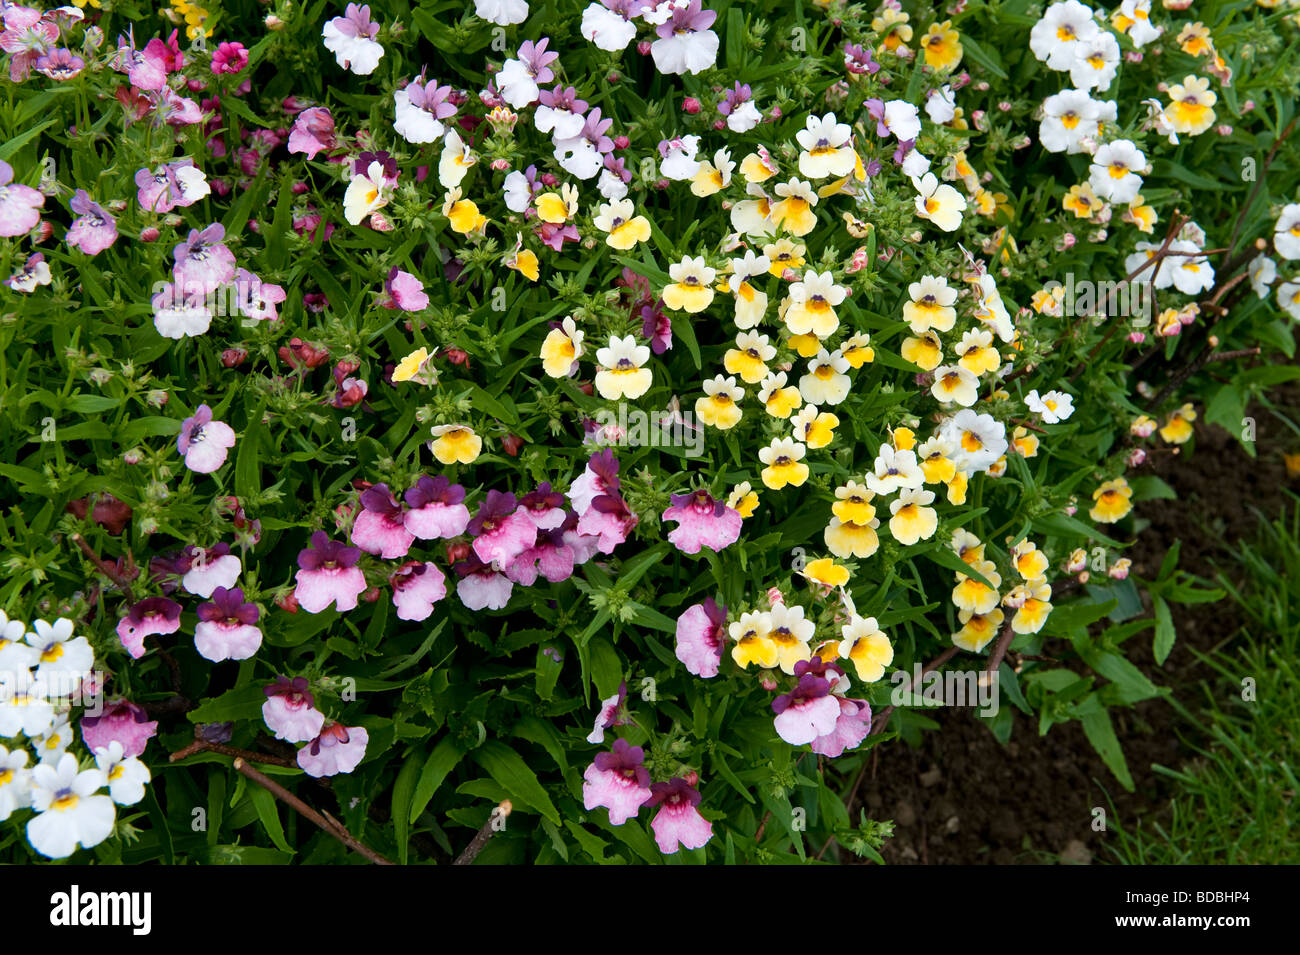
25,752,115,860
941,409,1008,474
662,256,717,313
867,445,924,496
796,112,856,179
1114,0,1162,48
792,403,839,449
767,603,816,674
758,371,802,419
1089,139,1146,204
593,198,652,250
1279,279,1300,320
759,437,810,490
730,610,776,669
24,618,92,687
594,335,653,400
437,129,477,189
799,348,851,405
728,250,771,328
343,160,393,226
1165,75,1217,136
956,328,1000,376
882,100,921,141
691,148,735,197
724,330,776,383
1029,0,1101,70
730,182,775,237
918,436,958,484
931,365,980,407
903,275,958,333
540,316,584,378
770,178,819,236
838,615,893,683
1040,89,1106,154
1249,254,1278,299
888,487,938,545
972,273,1015,343
0,744,31,822
912,172,967,232
1068,29,1119,92
784,270,846,338
1273,203,1300,260
93,741,151,807
1026,389,1075,423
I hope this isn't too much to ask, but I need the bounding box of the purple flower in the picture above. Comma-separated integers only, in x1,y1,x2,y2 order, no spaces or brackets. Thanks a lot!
231,268,287,323
0,159,44,238
35,47,83,81
297,722,369,777
864,98,889,137
639,301,672,354
384,267,429,311
181,541,241,597
810,698,873,758
844,42,880,76
294,531,367,614
517,482,567,530
80,700,158,759
115,597,182,659
468,490,538,567
177,404,237,474
262,677,324,743
717,82,752,116
173,223,236,295
583,739,652,825
194,586,262,662
662,490,742,555
645,777,713,854
351,483,414,559
65,190,118,257
403,475,471,540
674,597,727,678
518,38,559,85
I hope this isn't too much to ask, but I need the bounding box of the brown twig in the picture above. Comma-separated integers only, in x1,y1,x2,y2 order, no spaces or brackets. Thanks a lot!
983,618,1018,678
69,532,137,602
170,737,298,768
233,758,395,865
1205,347,1261,364
453,800,512,865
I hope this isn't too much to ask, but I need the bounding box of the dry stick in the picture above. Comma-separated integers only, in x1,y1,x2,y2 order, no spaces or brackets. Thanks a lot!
453,800,512,865
170,738,297,768
69,532,137,602
983,618,1018,679
1206,347,1261,363
1145,273,1254,413
232,758,395,865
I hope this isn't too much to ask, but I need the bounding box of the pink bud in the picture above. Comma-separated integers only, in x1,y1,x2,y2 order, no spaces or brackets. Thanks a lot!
614,135,630,150
682,96,701,114
1128,448,1147,468
637,41,652,56
1127,331,1146,344
491,158,510,171
139,226,160,243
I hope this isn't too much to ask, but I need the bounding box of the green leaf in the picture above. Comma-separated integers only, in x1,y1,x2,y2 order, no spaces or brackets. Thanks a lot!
1152,595,1175,664
409,737,466,825
392,751,422,865
471,740,561,825
1079,707,1135,792
588,636,625,700
186,683,268,724
248,786,295,854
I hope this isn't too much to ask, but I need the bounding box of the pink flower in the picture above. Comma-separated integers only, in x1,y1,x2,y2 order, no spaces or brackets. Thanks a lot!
383,267,429,310
772,672,842,745
575,493,637,553
810,694,872,758
294,531,368,613
211,41,249,75
0,160,44,237
79,700,158,759
181,542,241,597
65,190,118,256
453,555,514,610
662,490,742,555
390,561,448,621
468,490,538,566
586,682,628,744
231,268,287,322
516,482,567,530
351,483,415,559
177,404,237,473
674,597,726,678
172,223,236,295
568,449,621,515
194,586,262,662
645,777,714,854
583,739,652,825
505,513,581,585
288,107,338,159
262,677,325,743
297,722,369,777
403,475,471,539
115,597,182,659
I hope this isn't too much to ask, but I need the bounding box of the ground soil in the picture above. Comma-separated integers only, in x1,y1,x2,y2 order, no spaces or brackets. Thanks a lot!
850,385,1300,865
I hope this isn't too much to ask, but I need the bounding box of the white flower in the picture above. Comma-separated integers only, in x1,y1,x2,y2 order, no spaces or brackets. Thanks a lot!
0,670,56,738
1026,389,1076,423
798,349,851,405
1273,203,1300,260
0,744,31,821
1168,241,1215,295
26,752,116,859
931,365,980,407
1029,0,1101,71
594,335,653,400
393,88,447,145
1089,139,1146,204
343,160,393,226
321,7,385,76
438,129,477,190
650,4,719,75
660,135,702,181
796,113,856,180
474,0,529,26
24,618,93,688
1118,0,1162,48
883,100,921,141
580,1,639,51
1249,254,1277,299
497,56,542,109
1040,89,1104,154
94,741,151,806
901,148,932,179
174,165,211,204
866,446,925,496
925,85,957,124
727,100,762,133
913,172,967,232
1068,30,1120,92
941,409,1008,474
503,170,533,213
973,273,1015,343
1277,279,1300,320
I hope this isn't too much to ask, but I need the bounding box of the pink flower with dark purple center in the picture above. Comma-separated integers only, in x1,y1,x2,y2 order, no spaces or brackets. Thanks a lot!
194,586,262,662
585,681,632,744
350,483,414,559
211,41,248,75
772,672,842,745
181,541,241,597
115,597,182,659
294,531,367,613
80,700,158,759
288,107,338,159
576,493,637,554
639,301,672,354
810,697,873,758
506,512,580,585
231,268,287,323
383,267,429,311
403,476,471,540
297,722,370,777
65,190,118,256
662,490,742,555
468,490,538,566
173,223,236,295
390,561,448,621
646,777,714,854
583,739,652,825
517,482,567,530
674,596,727,678
568,449,621,515
177,404,237,473
262,676,325,743
453,554,514,610
0,159,44,237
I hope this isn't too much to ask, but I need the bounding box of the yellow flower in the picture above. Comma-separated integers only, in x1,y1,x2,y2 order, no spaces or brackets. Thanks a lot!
593,335,652,400
953,559,1002,614
888,488,939,545
429,424,482,465
540,316,584,378
833,482,877,525
945,471,968,504
804,557,850,589
1011,540,1050,579
840,333,875,368
1159,403,1197,444
696,375,744,429
1165,75,1217,136
918,438,957,484
505,235,539,281
759,438,809,490
662,256,717,313
730,612,777,669
593,198,651,250
1010,579,1053,634
393,347,431,383
787,332,822,358
1063,182,1104,218
728,482,759,518
739,148,778,183
768,604,815,675
900,330,944,371
1177,22,1213,57
838,616,893,683
443,189,487,235
825,517,880,559
953,608,1004,653
691,148,734,197
1012,426,1040,458
1089,478,1133,524
770,178,819,236
794,405,839,449
534,183,579,223
921,20,963,72
764,239,806,276
758,372,802,419
1123,196,1158,234
725,331,776,384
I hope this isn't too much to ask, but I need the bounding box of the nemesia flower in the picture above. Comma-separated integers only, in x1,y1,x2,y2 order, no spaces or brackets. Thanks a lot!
181,542,242,597
888,487,939,545
594,335,653,400
262,677,325,743
648,0,719,76
25,753,115,860
5,252,50,293
1009,578,1054,633
675,597,727,678
1089,139,1146,204
1029,0,1101,70
593,198,651,249
793,404,839,449
583,738,652,825
770,177,820,236
931,365,980,407
586,682,628,744
1026,389,1076,423
581,0,649,51
93,741,150,807
691,148,734,196
298,722,370,777
796,113,856,180
288,107,339,159
23,618,91,687
718,81,761,132
953,559,1002,614
79,700,158,759
1249,254,1277,297
394,75,457,144
1158,403,1197,444
1089,477,1134,523
803,557,850,590
785,270,846,338
429,424,483,464
135,161,209,213
453,554,514,610
172,223,235,295
1069,29,1120,91
0,745,31,822
759,437,809,490
921,20,963,71
767,602,815,674
913,172,967,231
475,0,530,26
1039,89,1108,154
1165,75,1217,136
65,190,117,256
728,482,759,518
294,531,368,613
953,608,1004,652
114,597,182,659
1273,203,1300,260
645,777,713,854
352,483,415,558
344,159,397,226
941,409,1008,474
211,41,249,75
469,490,538,566
662,490,742,555
498,38,558,108
1114,0,1163,48
695,374,744,429
322,3,385,75
904,275,958,333
177,404,236,474
772,672,841,745
799,349,851,405
194,587,262,662
837,615,893,682
867,445,924,495
662,255,716,313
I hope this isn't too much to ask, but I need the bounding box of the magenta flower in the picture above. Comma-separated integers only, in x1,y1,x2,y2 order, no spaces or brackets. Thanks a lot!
297,722,370,777
674,597,727,678
173,223,236,295
403,476,471,540
575,493,637,554
639,301,672,354
288,107,338,159
517,482,567,530
350,483,414,559
383,267,429,311
772,672,842,746
0,8,58,82
0,159,44,237
65,190,118,256
390,561,448,621
506,513,581,585
662,490,742,555
262,677,325,743
80,700,158,759
177,404,237,473
211,41,249,75
586,681,629,744
294,531,367,613
453,554,513,611
468,490,538,567
646,777,714,854
194,586,262,662
843,42,881,75
583,739,652,825
568,449,621,515
115,596,183,659
181,541,241,597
